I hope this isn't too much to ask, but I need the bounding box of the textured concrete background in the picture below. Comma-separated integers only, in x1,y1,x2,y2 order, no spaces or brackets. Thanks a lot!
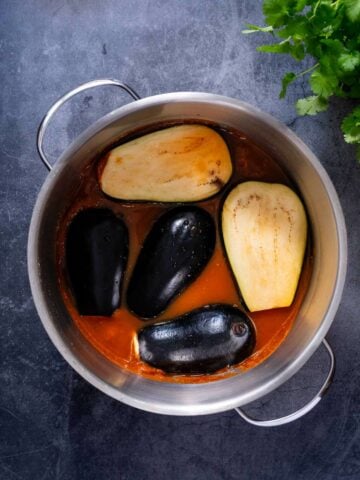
1,1,359,479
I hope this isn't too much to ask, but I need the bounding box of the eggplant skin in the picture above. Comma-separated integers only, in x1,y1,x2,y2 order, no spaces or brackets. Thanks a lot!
127,206,216,319
66,208,129,316
137,304,256,374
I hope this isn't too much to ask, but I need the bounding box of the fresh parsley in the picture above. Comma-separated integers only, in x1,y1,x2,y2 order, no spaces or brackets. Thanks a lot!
243,0,360,161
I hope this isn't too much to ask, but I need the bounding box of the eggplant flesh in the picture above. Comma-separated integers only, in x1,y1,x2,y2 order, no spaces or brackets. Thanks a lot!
137,304,256,374
127,206,216,318
66,208,129,316
100,124,233,202
222,181,307,312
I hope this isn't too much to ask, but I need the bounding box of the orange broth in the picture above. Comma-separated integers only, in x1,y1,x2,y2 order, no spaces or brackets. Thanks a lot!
56,124,313,383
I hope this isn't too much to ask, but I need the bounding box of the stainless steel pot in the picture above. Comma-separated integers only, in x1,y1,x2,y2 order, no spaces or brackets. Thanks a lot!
28,79,347,426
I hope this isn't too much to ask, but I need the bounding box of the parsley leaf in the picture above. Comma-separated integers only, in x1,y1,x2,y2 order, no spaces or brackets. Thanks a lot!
341,106,360,144
258,38,305,60
309,69,338,97
338,52,360,72
263,0,291,28
296,96,328,115
344,0,360,22
244,0,360,161
280,72,296,98
342,106,360,160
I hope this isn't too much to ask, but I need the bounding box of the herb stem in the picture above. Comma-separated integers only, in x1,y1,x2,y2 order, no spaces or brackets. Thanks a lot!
309,0,321,20
296,63,319,78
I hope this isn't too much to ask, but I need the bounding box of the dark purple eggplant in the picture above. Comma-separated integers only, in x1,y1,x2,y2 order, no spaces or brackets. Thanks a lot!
137,304,255,374
66,208,128,316
127,206,216,318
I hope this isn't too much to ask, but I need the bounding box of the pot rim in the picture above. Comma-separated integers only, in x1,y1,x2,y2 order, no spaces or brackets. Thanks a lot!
28,92,347,415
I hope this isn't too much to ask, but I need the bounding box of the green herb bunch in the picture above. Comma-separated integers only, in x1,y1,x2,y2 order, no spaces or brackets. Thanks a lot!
243,0,360,160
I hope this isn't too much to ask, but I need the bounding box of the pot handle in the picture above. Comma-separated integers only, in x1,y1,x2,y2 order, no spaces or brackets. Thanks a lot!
235,338,335,427
37,79,141,171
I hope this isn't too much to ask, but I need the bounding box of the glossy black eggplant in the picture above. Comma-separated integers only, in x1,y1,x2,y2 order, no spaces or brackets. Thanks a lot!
66,208,128,316
127,206,216,318
137,304,256,374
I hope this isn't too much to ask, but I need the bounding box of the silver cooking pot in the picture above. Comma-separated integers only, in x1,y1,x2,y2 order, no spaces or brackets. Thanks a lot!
28,79,347,426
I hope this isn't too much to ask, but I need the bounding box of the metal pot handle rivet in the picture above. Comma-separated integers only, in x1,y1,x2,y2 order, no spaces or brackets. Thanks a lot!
36,79,141,171
235,338,335,427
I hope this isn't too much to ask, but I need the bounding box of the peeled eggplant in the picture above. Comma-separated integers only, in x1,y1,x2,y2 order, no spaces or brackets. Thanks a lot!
66,208,129,316
100,124,232,202
222,181,307,312
127,206,215,318
137,304,256,374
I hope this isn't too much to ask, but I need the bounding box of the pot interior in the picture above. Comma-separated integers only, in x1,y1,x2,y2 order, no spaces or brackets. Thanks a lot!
28,93,347,415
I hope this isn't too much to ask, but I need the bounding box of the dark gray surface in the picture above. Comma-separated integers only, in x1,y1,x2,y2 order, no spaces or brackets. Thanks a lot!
1,1,359,479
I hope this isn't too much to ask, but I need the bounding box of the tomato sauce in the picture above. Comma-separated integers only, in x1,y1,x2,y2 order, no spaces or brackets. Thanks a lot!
56,124,313,383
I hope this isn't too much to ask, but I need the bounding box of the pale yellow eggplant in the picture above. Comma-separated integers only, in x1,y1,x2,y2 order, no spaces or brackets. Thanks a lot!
100,125,232,202
222,181,307,312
